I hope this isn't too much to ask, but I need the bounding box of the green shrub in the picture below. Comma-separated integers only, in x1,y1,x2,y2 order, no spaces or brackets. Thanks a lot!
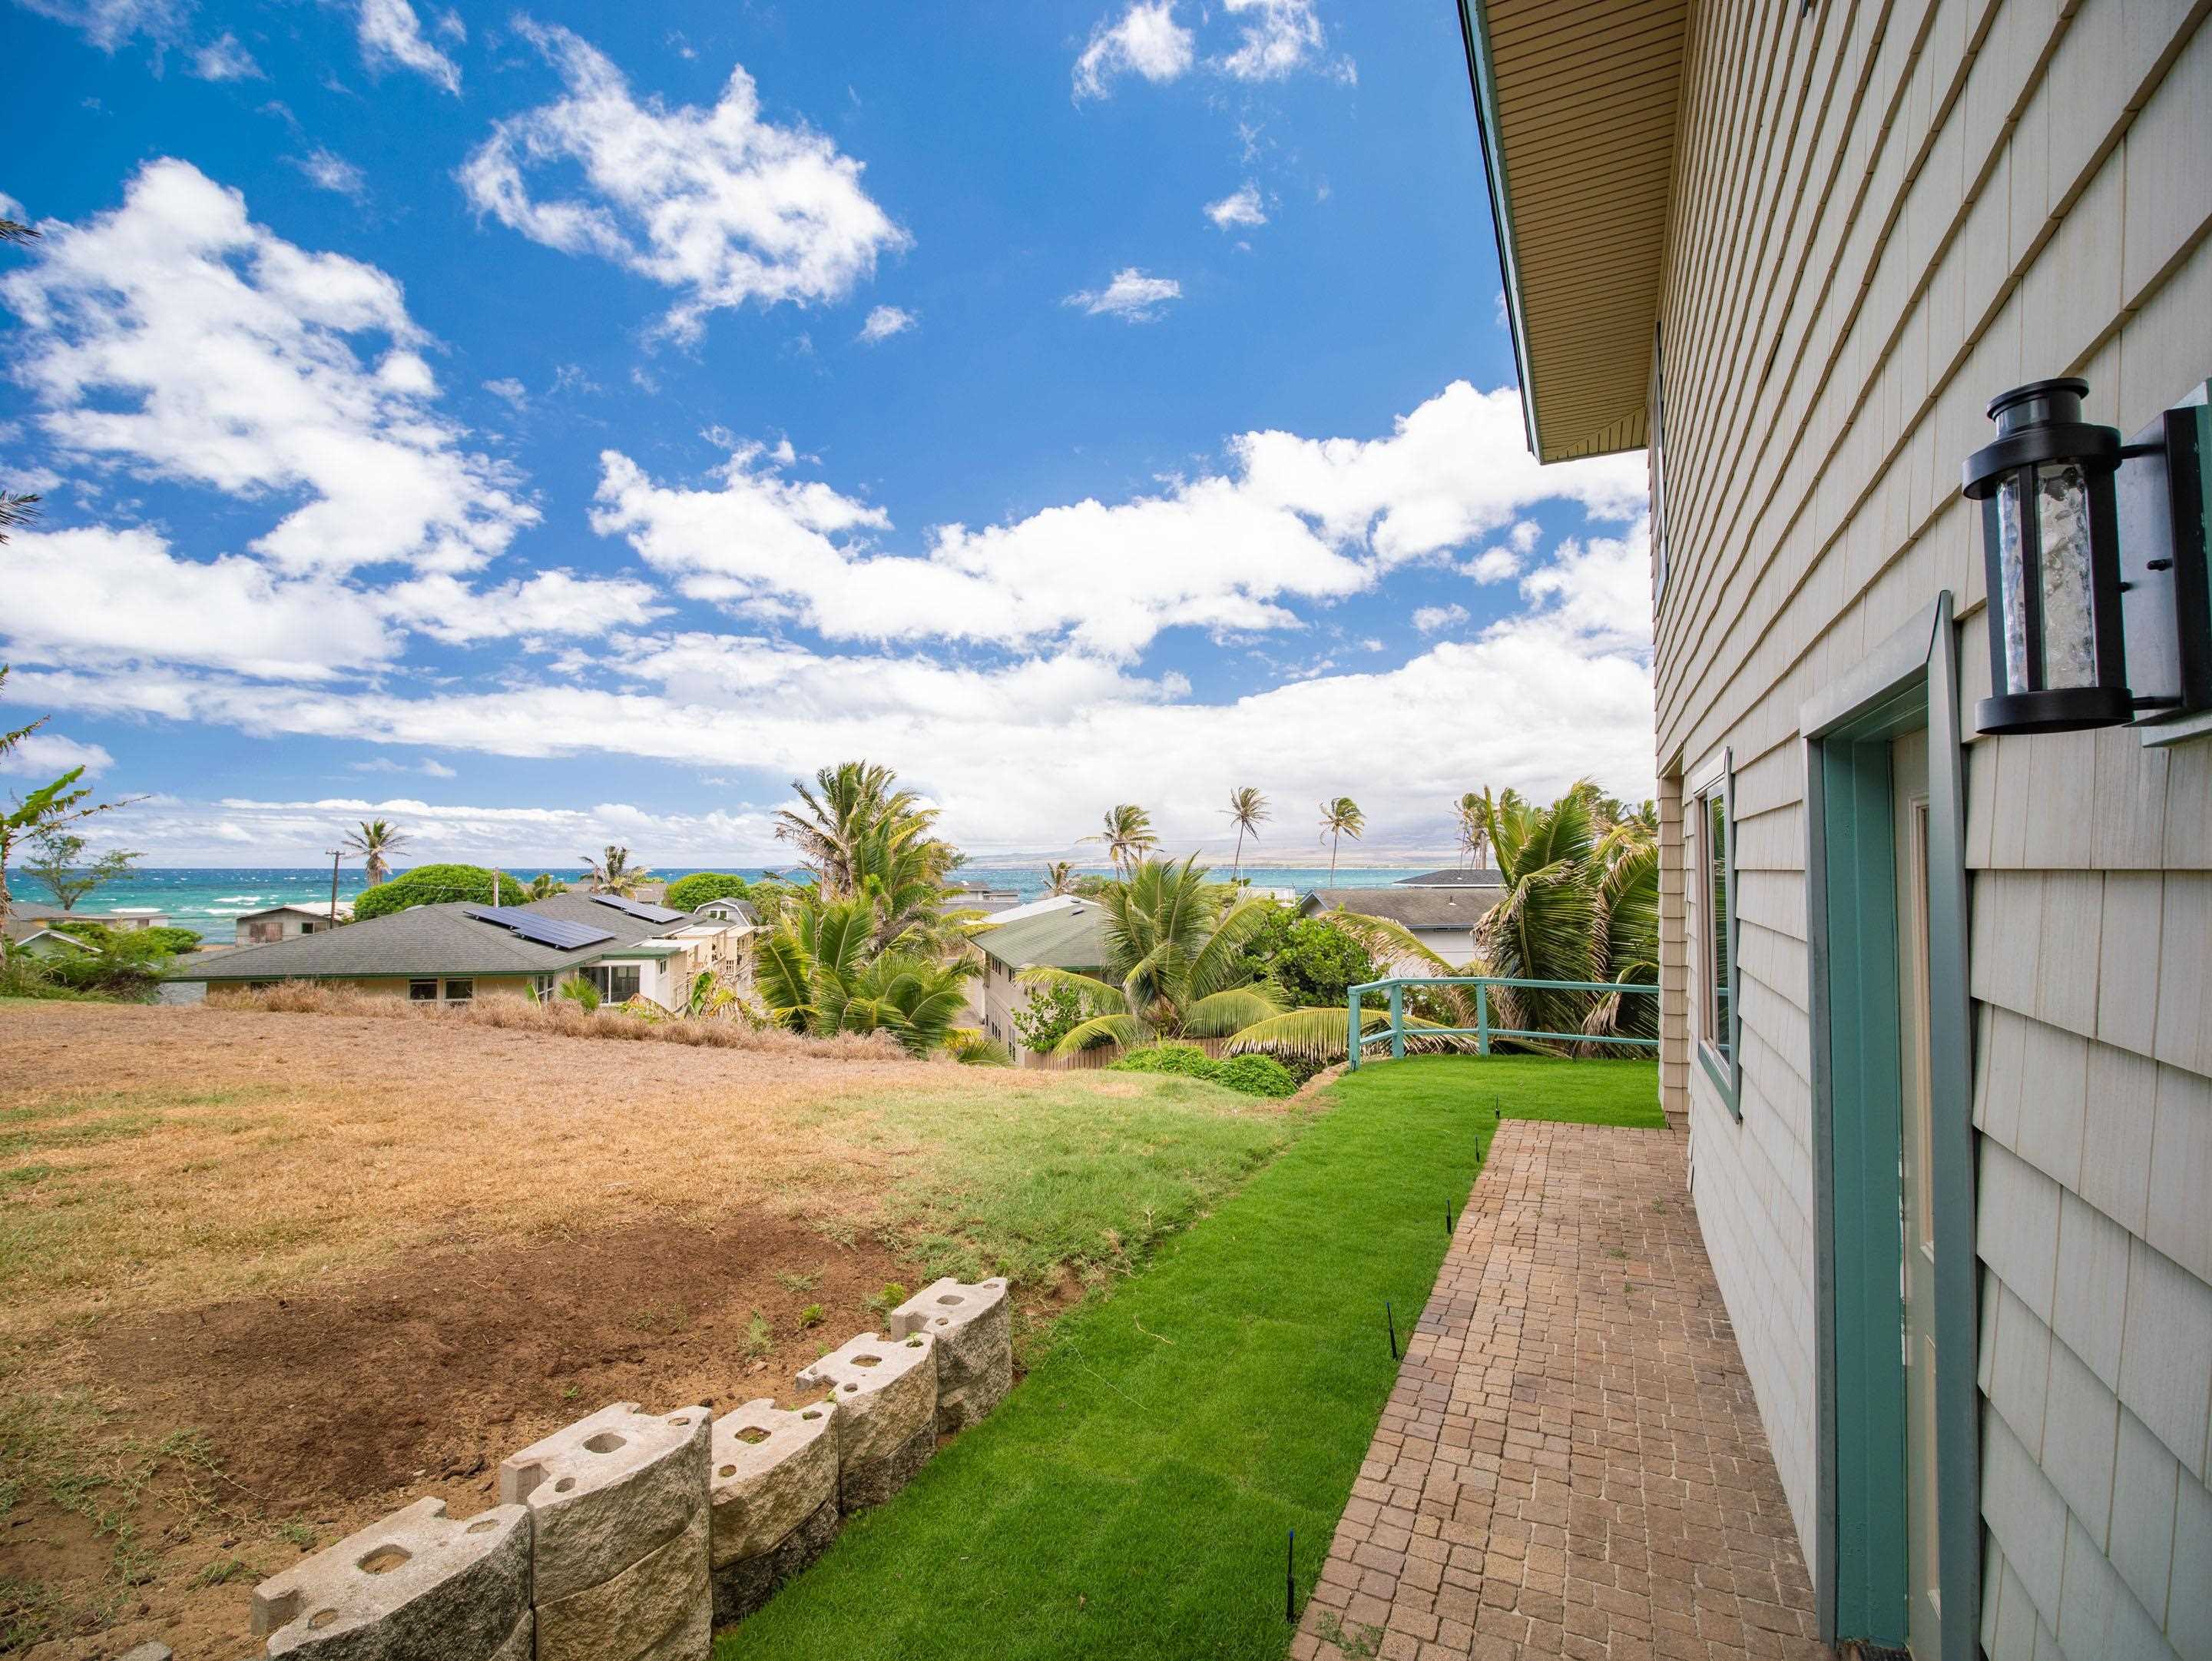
1109,1044,1300,1099
1230,906,1380,1010
1210,1053,1298,1098
665,871,753,911
1108,1044,1218,1079
352,864,526,920
1009,981,1088,1055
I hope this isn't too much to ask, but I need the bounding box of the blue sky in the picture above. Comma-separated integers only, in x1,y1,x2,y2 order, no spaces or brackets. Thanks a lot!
1,0,1653,867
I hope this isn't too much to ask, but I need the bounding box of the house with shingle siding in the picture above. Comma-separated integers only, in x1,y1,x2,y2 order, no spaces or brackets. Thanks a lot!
1461,0,2210,1656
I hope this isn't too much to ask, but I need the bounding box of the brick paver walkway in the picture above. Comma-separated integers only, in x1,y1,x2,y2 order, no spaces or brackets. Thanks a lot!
1293,1120,1826,1661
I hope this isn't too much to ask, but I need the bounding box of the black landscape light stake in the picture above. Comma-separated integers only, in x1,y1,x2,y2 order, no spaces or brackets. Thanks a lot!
1385,1300,1398,1360
1286,1529,1296,1623
1445,1195,1455,1235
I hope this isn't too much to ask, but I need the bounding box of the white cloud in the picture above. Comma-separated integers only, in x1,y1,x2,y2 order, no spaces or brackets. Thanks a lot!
356,0,460,93
857,304,915,344
1072,2,1194,99
590,380,1641,662
1412,603,1469,635
13,0,186,52
1461,547,1521,582
2,525,399,679
5,377,1658,856
190,31,262,80
8,524,1655,852
378,569,667,643
1065,267,1181,322
1204,184,1267,230
459,20,908,342
288,146,367,198
482,376,529,411
350,756,455,777
3,160,537,575
1216,0,1346,82
0,731,114,781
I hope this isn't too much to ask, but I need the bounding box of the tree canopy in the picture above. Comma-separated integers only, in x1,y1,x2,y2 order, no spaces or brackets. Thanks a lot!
351,864,526,920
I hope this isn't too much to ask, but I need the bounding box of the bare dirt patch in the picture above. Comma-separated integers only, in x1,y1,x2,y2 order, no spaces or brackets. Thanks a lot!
0,1001,1294,1659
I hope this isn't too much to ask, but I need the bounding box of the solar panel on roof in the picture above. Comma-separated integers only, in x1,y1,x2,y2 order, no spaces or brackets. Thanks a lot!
462,906,615,950
588,895,687,924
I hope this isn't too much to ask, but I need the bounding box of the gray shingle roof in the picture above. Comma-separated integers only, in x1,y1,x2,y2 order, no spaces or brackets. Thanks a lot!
174,892,697,982
1300,887,1500,932
1393,868,1505,888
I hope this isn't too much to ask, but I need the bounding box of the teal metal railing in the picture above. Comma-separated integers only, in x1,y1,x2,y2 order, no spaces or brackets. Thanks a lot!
1343,975,1661,1069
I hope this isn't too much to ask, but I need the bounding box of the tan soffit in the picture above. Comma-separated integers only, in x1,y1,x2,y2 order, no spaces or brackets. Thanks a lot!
1458,0,1688,462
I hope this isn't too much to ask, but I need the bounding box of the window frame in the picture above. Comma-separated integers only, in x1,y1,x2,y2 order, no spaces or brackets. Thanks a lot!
408,978,439,1003
442,977,474,1003
1688,747,1742,1114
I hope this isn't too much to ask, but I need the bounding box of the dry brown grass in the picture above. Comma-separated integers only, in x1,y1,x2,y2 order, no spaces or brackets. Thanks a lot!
0,1000,1124,1337
210,982,908,1059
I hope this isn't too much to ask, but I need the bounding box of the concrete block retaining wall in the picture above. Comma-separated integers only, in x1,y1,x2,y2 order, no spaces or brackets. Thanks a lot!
241,1280,1013,1659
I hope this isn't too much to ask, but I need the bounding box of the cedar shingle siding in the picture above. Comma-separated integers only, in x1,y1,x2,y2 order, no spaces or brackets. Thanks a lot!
1641,0,2211,1653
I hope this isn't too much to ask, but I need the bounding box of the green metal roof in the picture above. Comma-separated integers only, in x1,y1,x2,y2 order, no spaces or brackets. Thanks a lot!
974,901,1110,970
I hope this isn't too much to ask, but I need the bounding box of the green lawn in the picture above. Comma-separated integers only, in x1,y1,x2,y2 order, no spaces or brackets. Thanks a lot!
718,1055,1663,1661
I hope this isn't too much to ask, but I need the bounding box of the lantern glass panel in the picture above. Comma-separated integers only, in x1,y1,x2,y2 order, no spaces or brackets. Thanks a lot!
2035,460,2098,689
1996,470,2030,693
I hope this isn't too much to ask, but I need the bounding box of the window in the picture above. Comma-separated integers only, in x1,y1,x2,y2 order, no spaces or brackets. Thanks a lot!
531,975,556,1001
1690,749,1741,1111
409,979,438,1002
584,963,641,1002
1702,791,1730,1056
443,978,473,1003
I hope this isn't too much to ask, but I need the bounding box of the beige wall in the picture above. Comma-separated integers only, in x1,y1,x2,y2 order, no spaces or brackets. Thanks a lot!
1652,0,2210,1652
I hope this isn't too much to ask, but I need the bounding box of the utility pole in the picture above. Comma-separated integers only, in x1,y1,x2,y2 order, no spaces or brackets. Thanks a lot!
324,847,343,925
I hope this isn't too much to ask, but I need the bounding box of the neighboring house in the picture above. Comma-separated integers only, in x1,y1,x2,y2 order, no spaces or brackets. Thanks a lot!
233,903,352,945
3,903,172,939
9,927,95,960
1296,869,1503,968
1464,4,2208,1659
691,897,759,926
939,882,1024,916
172,892,751,1012
2,903,70,945
968,896,1110,1062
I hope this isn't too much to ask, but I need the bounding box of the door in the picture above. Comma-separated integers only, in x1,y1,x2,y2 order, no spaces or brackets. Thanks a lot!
1891,727,1941,1655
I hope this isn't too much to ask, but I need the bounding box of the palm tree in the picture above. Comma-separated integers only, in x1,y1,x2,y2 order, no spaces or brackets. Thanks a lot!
1042,860,1079,897
1318,796,1364,881
525,873,568,900
1084,804,1159,877
1453,791,1493,870
343,819,411,886
1224,787,1270,880
584,845,651,896
753,893,977,1056
1024,857,1282,1055
774,761,938,898
1323,782,1657,1055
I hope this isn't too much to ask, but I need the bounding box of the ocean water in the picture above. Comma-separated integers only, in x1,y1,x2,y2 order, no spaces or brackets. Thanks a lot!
40,863,1442,930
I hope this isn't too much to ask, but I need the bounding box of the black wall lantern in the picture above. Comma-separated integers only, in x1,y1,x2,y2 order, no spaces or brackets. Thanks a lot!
1963,376,2212,736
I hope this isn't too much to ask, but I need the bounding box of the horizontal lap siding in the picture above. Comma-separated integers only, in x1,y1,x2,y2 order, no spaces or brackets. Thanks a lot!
1656,0,2211,1646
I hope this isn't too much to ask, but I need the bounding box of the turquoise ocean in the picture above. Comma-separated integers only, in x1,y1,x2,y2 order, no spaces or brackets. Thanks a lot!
55,864,1441,933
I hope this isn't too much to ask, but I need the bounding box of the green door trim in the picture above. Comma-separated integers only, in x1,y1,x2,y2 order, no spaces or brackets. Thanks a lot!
1801,592,1979,1659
